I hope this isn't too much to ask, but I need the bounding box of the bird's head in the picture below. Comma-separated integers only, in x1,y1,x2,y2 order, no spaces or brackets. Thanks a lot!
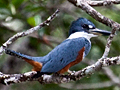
68,18,111,39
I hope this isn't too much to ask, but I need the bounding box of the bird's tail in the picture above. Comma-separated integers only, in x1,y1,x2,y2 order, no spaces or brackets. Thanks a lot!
5,49,52,78
5,48,33,60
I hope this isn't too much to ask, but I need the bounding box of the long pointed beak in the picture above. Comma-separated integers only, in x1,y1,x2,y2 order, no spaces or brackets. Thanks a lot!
89,28,111,36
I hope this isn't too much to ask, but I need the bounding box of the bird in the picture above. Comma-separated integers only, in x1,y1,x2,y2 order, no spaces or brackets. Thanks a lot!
5,17,111,76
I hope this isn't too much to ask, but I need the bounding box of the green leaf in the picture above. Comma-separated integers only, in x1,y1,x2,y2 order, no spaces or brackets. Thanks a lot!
27,17,35,26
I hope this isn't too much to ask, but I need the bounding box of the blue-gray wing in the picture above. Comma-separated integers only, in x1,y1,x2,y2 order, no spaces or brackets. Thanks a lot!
41,37,91,73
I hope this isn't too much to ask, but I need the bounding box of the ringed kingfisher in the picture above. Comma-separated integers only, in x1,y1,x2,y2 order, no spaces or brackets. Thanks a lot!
5,18,111,76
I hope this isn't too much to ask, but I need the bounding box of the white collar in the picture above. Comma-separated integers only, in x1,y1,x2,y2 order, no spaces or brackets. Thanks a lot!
67,32,97,40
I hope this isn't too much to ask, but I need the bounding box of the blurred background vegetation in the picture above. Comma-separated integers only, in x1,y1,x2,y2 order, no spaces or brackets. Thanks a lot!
0,0,120,90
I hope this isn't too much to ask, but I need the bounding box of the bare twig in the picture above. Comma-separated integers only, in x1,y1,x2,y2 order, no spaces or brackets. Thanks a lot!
0,9,60,55
102,27,116,58
87,0,120,6
0,71,37,85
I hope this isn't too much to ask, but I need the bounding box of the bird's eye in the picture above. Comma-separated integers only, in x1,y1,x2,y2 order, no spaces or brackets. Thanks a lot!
88,25,95,29
82,24,89,29
82,24,95,29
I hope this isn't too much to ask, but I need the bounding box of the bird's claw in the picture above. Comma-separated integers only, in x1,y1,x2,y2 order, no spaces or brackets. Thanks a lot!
67,70,75,75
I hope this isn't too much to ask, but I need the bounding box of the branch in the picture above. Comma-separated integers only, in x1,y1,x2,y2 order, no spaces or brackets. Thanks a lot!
87,0,120,6
0,56,120,85
0,9,60,55
68,0,120,30
102,27,116,58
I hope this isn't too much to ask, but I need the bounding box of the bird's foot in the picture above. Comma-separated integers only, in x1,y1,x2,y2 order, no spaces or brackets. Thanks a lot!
67,70,75,75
